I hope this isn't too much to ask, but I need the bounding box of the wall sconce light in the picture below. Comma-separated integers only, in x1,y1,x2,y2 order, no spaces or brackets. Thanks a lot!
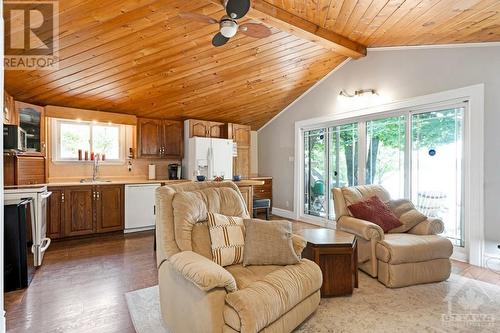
339,89,377,98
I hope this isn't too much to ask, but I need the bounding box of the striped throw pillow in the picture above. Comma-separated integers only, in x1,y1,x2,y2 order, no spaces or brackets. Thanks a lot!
207,212,245,266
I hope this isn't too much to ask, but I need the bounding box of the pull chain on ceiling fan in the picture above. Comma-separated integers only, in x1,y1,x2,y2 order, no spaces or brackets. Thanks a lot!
179,0,272,47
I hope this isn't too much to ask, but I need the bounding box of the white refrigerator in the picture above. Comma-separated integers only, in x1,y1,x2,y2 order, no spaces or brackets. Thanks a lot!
185,137,234,181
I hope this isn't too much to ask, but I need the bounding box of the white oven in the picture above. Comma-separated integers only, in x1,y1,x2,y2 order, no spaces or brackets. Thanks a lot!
4,185,52,267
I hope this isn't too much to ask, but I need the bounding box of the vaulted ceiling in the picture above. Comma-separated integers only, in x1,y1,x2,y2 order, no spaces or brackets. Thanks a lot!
5,0,500,129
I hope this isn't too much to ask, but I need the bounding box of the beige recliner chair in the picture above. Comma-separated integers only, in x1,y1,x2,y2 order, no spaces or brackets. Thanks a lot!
333,185,453,288
156,181,323,333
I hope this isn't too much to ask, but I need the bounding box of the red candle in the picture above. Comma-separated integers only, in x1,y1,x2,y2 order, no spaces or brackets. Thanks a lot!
91,152,95,160
102,154,106,161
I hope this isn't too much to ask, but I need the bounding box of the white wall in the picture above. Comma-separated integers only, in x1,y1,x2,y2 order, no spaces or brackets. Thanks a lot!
258,45,500,254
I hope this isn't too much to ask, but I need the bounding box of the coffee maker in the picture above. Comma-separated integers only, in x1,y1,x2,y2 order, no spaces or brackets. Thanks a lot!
168,163,181,180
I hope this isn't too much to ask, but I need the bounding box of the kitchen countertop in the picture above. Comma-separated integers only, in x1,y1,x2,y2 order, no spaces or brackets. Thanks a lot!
45,179,190,187
5,179,265,189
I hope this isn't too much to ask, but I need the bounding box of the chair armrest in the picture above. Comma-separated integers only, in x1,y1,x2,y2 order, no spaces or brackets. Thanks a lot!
168,251,237,292
291,234,307,256
407,218,444,235
337,216,384,241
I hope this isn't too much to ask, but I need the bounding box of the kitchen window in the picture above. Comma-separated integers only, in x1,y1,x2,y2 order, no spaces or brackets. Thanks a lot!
52,118,125,162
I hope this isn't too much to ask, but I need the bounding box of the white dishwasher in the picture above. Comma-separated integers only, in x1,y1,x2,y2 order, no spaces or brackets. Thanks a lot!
124,183,161,233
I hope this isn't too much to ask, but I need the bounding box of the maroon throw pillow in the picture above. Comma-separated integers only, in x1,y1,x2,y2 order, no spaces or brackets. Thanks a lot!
347,196,403,233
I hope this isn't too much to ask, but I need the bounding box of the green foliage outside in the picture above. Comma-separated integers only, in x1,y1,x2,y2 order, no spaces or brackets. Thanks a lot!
306,109,461,192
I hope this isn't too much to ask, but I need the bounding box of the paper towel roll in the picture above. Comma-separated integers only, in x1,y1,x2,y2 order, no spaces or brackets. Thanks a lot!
148,164,156,180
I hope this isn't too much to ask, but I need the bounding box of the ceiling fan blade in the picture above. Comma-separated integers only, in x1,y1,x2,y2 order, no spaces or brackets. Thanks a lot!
239,23,272,38
212,32,230,47
179,12,218,25
225,0,250,19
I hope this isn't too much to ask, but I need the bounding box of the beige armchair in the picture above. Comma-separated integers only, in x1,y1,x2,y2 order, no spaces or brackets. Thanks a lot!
156,181,323,333
333,185,453,288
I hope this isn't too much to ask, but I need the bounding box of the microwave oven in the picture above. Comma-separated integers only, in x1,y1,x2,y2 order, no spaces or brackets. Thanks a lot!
3,124,27,151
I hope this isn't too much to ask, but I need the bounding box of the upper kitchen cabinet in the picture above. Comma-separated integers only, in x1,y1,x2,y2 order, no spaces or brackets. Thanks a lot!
16,101,46,156
137,118,183,159
3,90,16,125
137,118,163,159
187,119,225,138
163,120,183,159
227,123,251,146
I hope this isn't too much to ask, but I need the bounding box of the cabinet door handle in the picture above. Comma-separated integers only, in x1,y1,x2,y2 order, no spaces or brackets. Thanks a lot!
61,193,65,203
93,191,96,200
96,191,100,200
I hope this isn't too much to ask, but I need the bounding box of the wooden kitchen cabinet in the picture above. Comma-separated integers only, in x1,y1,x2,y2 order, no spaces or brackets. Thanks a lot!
47,185,125,239
208,121,225,138
15,155,46,185
137,118,183,159
237,185,254,214
252,177,273,208
163,120,183,159
228,123,251,146
3,154,45,186
64,186,95,237
234,146,250,179
47,188,65,239
137,118,163,158
16,101,46,156
189,119,210,137
95,185,124,233
187,119,225,138
227,123,251,178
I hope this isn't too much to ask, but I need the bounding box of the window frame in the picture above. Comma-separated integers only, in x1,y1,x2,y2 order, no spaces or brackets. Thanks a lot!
52,118,126,164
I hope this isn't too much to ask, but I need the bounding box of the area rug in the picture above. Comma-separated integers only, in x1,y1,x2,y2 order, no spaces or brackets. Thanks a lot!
126,273,500,333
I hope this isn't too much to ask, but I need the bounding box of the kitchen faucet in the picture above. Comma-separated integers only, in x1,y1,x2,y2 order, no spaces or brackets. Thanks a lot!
92,154,100,181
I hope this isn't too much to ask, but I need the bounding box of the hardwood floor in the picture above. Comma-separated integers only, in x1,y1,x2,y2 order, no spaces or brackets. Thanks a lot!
5,220,500,332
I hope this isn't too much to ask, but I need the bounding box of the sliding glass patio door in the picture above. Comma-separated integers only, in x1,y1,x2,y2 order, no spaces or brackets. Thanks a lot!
302,104,466,247
365,115,406,199
328,123,358,219
411,108,464,246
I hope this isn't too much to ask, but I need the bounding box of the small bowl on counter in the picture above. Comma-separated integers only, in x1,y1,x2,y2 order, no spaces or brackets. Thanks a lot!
196,175,206,182
232,175,241,181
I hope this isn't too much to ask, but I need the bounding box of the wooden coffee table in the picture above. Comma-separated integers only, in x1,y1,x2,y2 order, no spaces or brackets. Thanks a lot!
298,228,358,297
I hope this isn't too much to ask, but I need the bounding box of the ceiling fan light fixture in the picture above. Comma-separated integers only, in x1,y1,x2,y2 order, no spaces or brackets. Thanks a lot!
220,19,238,38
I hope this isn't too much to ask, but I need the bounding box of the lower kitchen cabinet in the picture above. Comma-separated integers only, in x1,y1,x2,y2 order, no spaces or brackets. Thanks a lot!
95,185,124,233
47,185,124,239
237,185,254,215
64,186,95,237
47,188,64,239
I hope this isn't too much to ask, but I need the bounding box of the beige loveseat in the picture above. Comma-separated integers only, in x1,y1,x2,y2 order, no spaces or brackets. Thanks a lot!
333,185,453,288
156,181,322,333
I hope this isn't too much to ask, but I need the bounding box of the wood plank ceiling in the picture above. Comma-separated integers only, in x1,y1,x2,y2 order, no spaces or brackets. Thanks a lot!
5,0,500,129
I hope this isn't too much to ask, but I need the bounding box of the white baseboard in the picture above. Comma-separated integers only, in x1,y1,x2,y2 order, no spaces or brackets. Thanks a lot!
271,207,296,220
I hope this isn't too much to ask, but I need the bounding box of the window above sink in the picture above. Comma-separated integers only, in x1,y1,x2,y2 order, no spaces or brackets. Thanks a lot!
51,118,127,163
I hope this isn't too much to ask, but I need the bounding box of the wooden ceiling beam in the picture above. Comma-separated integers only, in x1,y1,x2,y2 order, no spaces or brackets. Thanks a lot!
208,0,367,59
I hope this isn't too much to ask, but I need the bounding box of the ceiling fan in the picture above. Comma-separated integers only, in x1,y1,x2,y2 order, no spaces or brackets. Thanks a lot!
179,0,272,47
